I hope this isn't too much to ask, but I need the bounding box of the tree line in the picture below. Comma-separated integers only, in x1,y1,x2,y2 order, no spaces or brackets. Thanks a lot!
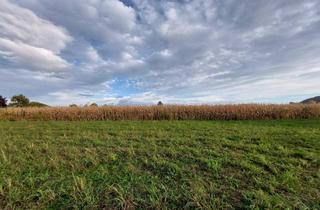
0,94,165,108
0,94,48,108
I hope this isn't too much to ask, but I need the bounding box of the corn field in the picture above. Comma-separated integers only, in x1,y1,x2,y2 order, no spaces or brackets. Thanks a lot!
0,104,319,121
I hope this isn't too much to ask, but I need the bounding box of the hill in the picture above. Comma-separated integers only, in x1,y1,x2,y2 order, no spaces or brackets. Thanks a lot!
301,96,320,104
28,101,49,107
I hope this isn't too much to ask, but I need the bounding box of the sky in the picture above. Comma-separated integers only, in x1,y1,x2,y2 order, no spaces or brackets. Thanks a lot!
0,0,319,105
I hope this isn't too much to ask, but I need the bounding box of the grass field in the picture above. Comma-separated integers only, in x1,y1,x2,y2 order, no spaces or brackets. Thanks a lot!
0,120,319,209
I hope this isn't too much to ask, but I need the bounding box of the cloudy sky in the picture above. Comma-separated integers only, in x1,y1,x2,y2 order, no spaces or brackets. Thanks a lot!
0,0,319,105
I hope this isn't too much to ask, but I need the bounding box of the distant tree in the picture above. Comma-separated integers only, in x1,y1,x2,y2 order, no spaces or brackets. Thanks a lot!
157,101,163,106
69,104,78,107
0,95,7,108
90,103,98,107
29,101,48,107
10,94,30,107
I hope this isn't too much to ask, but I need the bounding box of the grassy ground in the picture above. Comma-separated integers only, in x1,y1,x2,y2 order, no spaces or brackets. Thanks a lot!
0,120,319,209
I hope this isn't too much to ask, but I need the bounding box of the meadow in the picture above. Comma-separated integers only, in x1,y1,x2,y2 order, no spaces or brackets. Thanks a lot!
0,119,319,209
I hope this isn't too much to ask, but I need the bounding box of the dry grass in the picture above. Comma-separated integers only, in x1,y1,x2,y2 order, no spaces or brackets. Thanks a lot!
0,104,320,121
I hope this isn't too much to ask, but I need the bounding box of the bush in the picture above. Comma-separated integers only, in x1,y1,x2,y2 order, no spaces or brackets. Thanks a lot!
0,96,7,108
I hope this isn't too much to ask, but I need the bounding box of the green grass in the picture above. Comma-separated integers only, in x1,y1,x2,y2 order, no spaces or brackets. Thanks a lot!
0,120,319,209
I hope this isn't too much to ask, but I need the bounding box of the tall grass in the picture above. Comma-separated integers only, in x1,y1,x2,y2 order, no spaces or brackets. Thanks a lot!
0,104,319,121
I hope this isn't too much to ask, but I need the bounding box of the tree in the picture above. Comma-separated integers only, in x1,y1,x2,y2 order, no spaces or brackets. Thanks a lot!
157,101,163,106
10,94,30,107
0,96,7,108
90,103,98,107
69,104,78,107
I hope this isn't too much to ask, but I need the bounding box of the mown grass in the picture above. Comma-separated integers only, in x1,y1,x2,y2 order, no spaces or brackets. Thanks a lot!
0,120,319,209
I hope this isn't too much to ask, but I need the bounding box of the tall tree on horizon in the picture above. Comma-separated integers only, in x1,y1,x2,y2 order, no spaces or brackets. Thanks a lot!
0,95,7,108
10,94,30,107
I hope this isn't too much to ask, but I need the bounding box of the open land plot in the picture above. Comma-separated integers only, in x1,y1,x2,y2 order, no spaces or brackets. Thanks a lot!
0,120,319,209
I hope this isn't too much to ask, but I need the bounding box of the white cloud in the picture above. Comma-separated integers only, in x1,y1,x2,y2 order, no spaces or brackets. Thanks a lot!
0,38,69,71
100,0,136,32
1,0,320,105
0,0,72,72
